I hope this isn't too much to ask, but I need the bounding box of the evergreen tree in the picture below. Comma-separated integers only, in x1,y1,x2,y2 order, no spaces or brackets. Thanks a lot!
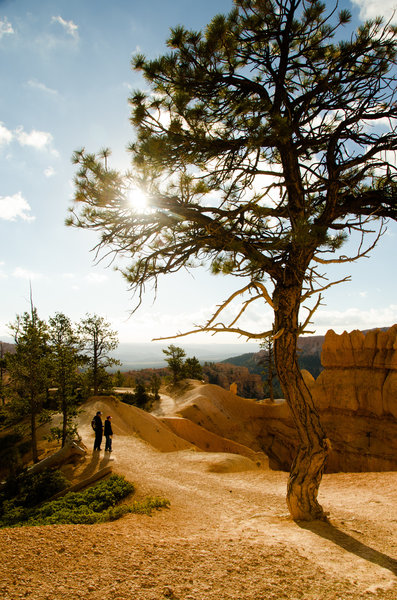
162,344,186,385
69,0,397,520
113,369,125,387
149,373,161,400
7,309,51,463
132,378,151,409
48,312,86,447
78,314,120,395
183,356,203,380
260,338,276,402
0,343,8,406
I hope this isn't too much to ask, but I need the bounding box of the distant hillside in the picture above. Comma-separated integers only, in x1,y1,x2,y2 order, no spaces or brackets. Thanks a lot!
112,341,261,370
218,335,325,398
0,341,15,354
221,327,393,385
201,362,263,399
223,336,323,377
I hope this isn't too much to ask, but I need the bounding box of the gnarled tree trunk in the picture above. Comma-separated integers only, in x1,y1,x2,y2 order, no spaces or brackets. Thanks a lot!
273,282,328,521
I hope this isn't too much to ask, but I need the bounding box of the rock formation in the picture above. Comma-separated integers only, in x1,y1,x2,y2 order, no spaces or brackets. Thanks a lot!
260,326,397,472
174,327,397,473
306,325,397,472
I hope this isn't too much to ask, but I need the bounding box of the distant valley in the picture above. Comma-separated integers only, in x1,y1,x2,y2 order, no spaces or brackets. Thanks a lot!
112,341,262,370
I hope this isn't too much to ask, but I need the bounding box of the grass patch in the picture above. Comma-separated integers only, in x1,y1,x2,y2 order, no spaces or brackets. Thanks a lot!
0,473,169,527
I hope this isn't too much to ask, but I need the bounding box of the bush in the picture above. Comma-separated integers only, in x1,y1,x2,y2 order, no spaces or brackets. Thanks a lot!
0,432,32,478
0,468,69,510
119,388,153,412
0,474,169,527
0,432,23,453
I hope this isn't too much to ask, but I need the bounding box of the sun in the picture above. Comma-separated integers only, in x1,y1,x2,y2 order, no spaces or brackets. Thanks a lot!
126,187,148,212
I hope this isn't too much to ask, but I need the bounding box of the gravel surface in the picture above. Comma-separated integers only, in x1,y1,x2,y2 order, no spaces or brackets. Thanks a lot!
0,398,396,600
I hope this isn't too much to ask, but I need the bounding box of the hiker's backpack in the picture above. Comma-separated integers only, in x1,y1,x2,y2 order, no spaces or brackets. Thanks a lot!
91,417,96,431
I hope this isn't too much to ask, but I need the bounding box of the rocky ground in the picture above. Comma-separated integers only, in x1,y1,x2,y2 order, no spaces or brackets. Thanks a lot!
0,396,396,600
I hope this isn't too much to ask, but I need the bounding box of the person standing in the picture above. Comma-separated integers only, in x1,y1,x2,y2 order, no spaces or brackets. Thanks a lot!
92,411,103,451
104,415,113,452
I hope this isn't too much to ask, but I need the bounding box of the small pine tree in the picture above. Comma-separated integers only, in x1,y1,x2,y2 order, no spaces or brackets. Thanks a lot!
7,308,51,463
183,356,203,380
113,370,125,387
260,338,276,403
149,373,161,400
48,312,86,447
163,345,186,385
78,314,120,395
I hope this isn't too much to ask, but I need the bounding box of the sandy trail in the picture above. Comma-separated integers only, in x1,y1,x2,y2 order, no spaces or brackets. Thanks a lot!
0,399,396,600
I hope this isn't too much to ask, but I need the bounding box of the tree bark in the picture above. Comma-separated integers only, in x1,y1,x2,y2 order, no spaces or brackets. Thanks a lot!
28,439,86,475
273,282,328,521
266,339,275,403
30,408,38,464
93,347,98,395
62,398,68,448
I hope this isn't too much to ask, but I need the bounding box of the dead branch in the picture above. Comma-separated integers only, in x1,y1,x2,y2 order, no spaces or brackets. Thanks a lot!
300,275,351,302
312,223,384,265
298,294,324,334
152,325,274,341
252,281,274,308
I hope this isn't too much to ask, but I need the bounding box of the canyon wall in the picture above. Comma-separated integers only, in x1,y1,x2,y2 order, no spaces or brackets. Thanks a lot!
173,327,397,473
307,325,397,472
258,326,397,472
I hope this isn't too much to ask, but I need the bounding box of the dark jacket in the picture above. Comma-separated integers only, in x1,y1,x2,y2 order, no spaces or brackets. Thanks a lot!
104,419,113,436
93,414,103,433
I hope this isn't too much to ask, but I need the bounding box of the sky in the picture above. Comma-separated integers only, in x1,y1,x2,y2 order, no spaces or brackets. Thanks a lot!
0,0,396,347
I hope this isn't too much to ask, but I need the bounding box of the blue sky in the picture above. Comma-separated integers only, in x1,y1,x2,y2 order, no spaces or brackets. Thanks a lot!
0,0,396,345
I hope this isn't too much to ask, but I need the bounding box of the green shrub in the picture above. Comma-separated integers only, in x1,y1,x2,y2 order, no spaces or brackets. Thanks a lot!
0,432,23,453
0,468,69,510
0,474,169,527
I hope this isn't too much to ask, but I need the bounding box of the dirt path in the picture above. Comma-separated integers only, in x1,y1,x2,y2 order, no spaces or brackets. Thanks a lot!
0,409,396,600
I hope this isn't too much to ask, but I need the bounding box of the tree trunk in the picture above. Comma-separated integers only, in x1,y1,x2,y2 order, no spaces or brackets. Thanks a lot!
266,340,275,403
30,408,38,464
93,349,98,395
273,283,328,521
62,397,68,448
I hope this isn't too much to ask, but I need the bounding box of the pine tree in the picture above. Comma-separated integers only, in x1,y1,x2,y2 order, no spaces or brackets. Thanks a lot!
7,309,51,463
162,345,186,385
69,0,397,520
78,314,120,395
48,312,86,447
184,356,203,380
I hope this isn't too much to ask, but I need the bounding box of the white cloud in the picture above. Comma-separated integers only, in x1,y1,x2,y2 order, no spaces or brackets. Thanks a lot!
312,305,397,334
44,166,55,178
15,126,53,150
350,0,397,21
0,17,14,39
0,192,35,222
1,122,58,155
15,126,59,156
51,16,78,39
27,79,58,96
13,267,44,281
85,273,108,284
0,122,13,146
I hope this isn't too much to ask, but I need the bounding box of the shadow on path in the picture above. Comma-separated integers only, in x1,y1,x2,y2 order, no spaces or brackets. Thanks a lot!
78,450,101,480
297,520,397,576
